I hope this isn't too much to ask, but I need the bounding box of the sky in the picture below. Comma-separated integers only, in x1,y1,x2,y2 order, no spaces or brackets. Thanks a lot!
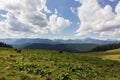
0,0,120,40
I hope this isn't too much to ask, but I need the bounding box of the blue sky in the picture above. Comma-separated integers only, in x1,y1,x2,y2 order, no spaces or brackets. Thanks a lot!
43,0,80,39
0,0,120,40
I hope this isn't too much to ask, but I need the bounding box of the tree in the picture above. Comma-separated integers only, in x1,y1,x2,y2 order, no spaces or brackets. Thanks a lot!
0,42,12,48
92,43,120,52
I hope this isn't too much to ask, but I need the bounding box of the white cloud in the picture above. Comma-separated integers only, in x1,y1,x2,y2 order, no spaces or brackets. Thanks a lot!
0,0,71,38
76,0,120,39
0,0,49,38
70,7,76,14
0,0,51,13
49,13,71,33
55,9,58,14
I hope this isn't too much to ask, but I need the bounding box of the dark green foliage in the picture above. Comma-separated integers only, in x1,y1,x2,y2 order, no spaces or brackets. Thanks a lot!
92,43,120,51
57,72,70,80
24,43,98,52
0,42,12,48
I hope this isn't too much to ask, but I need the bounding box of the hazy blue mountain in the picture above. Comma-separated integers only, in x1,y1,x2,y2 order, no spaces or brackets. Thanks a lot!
0,38,16,44
12,38,60,45
0,38,120,49
53,38,120,44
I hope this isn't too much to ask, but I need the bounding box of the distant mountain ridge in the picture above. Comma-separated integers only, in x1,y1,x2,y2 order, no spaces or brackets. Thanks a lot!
0,38,119,45
0,38,120,52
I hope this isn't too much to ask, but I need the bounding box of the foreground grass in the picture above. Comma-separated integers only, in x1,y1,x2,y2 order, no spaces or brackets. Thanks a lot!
0,48,120,80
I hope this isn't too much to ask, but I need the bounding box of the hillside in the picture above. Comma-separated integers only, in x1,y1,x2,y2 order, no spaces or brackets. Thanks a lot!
92,43,120,51
24,43,98,52
0,48,120,80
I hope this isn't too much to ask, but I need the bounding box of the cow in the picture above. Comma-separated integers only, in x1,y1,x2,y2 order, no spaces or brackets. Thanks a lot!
16,49,21,53
58,50,63,54
14,49,22,53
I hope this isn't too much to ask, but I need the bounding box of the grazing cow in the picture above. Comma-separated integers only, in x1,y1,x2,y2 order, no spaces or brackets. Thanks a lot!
17,49,21,53
58,50,63,53
14,49,21,53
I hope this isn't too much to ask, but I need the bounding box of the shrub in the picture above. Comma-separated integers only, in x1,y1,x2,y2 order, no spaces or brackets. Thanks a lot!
56,72,71,80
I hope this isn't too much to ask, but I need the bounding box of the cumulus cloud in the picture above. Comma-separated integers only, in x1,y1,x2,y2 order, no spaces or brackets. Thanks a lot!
0,0,49,37
76,0,120,39
0,0,71,38
49,12,71,33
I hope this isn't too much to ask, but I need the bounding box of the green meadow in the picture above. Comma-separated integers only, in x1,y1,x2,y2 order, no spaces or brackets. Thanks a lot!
0,48,120,80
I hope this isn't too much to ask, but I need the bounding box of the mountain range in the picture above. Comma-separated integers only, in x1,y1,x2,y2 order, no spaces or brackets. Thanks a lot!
0,38,119,52
0,38,119,45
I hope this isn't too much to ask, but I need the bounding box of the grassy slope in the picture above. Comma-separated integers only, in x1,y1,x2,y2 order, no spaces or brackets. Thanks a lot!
0,48,120,80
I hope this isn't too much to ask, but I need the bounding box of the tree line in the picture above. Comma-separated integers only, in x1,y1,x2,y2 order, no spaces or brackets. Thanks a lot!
92,43,120,51
0,42,12,48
